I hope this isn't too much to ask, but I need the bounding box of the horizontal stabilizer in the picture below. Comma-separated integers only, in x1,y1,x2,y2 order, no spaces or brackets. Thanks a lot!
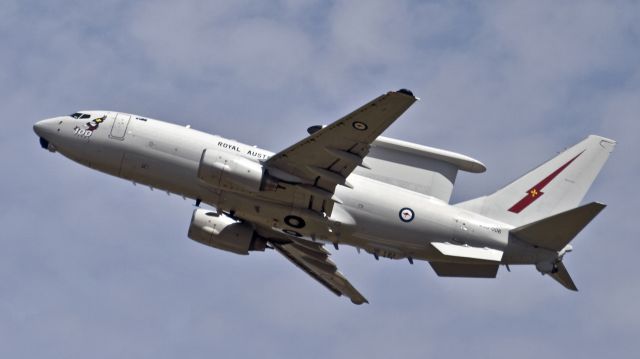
430,262,499,278
511,202,606,251
431,242,503,262
549,262,578,291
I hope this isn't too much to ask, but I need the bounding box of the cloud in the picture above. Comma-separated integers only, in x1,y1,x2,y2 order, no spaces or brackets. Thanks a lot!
2,1,639,358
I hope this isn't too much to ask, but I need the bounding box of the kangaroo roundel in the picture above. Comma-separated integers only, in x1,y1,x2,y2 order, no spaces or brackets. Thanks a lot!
399,207,415,222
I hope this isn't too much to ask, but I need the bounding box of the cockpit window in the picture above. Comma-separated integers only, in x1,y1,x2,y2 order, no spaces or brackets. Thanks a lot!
70,112,91,119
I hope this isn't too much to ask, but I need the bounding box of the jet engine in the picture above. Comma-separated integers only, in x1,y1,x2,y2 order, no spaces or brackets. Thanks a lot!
187,209,266,255
197,148,266,193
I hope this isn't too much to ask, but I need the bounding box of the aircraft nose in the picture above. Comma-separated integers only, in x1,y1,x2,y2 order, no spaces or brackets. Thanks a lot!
34,118,60,151
33,118,57,137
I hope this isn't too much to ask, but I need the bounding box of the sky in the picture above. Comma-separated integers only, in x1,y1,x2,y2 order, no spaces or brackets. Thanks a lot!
1,0,639,358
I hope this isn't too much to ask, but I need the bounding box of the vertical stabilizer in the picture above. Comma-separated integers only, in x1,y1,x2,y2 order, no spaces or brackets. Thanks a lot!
457,135,615,226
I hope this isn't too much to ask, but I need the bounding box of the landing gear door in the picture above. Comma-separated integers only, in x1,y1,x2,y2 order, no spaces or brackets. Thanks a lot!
110,113,131,140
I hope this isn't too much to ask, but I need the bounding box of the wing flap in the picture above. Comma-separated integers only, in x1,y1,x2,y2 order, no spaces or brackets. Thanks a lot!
431,242,503,262
270,237,368,305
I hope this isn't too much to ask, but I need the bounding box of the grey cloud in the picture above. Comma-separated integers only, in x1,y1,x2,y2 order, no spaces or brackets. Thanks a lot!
2,1,639,358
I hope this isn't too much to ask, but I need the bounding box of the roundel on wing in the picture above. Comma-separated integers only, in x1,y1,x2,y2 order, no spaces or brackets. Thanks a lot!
284,215,306,228
352,121,368,131
399,207,415,223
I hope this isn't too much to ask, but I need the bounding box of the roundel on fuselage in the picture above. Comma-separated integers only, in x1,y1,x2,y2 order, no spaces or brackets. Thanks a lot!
399,207,415,222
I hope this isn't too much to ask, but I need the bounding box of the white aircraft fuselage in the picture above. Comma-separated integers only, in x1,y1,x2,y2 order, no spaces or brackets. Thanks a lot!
34,112,546,263
34,91,613,303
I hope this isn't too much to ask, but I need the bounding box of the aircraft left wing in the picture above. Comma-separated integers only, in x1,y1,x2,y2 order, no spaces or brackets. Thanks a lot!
266,234,368,305
265,89,417,214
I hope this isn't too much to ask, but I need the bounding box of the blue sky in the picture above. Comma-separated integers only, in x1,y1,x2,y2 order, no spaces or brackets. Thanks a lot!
2,1,639,358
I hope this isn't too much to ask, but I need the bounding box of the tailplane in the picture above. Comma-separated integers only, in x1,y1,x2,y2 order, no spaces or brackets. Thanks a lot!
549,262,578,291
457,135,615,227
510,202,606,251
457,135,615,291
509,202,606,291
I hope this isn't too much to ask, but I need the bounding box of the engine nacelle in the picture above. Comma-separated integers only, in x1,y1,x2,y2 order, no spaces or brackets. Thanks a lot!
187,209,266,255
197,148,264,193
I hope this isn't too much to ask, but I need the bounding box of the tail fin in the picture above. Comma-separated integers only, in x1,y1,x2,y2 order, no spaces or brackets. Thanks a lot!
457,135,615,226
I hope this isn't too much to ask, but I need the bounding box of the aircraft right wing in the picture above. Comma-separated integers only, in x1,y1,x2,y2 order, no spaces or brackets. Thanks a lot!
264,89,417,215
263,232,368,305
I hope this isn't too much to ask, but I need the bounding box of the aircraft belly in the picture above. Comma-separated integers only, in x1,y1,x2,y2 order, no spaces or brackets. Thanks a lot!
337,175,509,261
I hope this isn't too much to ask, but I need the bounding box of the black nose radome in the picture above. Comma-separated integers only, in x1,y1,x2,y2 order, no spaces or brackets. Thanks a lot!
39,137,49,149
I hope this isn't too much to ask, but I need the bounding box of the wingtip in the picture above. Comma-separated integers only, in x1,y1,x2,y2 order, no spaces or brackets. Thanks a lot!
396,88,420,100
396,88,414,97
592,202,607,210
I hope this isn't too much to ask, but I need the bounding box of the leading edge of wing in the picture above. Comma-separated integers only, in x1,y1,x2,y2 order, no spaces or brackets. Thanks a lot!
269,237,368,305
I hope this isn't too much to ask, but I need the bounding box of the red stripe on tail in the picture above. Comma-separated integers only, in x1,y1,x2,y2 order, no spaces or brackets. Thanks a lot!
508,151,584,213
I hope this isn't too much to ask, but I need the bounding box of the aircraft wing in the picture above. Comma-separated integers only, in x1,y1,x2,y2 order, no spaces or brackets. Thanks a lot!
265,233,368,304
265,89,417,214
